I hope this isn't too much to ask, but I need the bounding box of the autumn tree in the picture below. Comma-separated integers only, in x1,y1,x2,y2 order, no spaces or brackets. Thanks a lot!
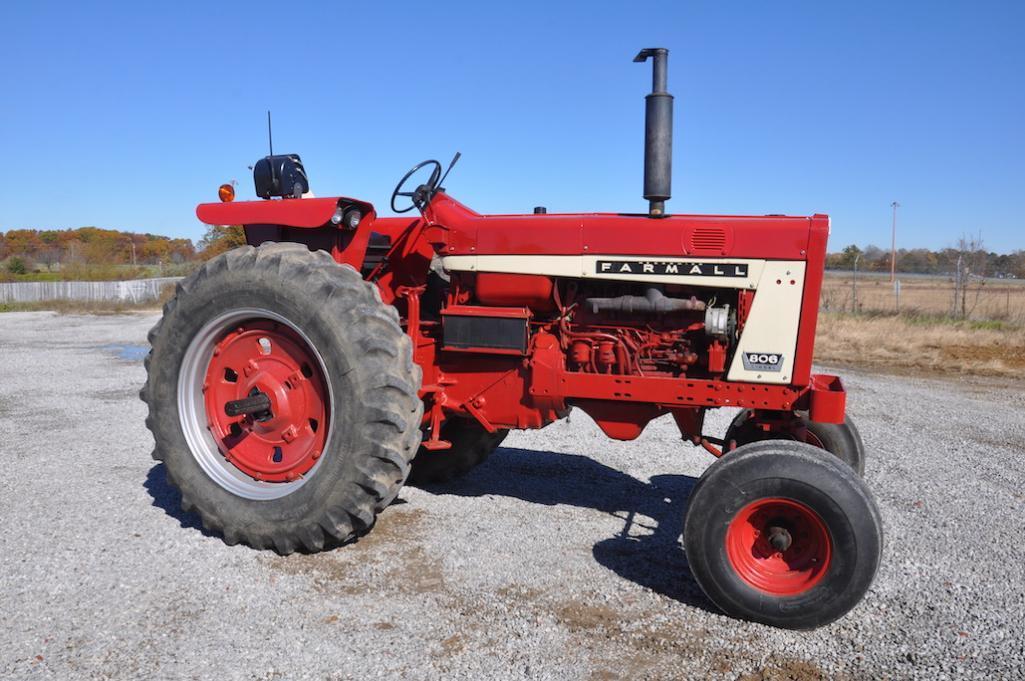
3,229,43,256
0,227,200,270
198,225,246,259
830,244,863,269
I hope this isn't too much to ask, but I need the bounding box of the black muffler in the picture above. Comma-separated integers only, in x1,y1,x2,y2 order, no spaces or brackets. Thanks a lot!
634,48,673,217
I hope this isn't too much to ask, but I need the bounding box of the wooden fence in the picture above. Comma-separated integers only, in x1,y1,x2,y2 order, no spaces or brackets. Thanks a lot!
0,277,182,304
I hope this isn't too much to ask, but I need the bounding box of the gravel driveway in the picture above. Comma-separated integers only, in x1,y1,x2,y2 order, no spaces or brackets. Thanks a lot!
1,311,1023,680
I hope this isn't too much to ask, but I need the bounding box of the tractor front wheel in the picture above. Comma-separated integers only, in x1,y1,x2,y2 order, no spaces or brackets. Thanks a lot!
684,440,883,629
725,409,866,476
141,243,423,554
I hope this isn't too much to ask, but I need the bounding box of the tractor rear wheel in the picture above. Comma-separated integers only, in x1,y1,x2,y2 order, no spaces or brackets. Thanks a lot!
408,419,508,484
141,242,423,554
684,440,882,629
724,409,866,476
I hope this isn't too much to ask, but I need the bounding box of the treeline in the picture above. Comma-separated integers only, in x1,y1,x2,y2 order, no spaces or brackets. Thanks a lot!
826,243,1024,278
5,226,1021,280
0,227,195,268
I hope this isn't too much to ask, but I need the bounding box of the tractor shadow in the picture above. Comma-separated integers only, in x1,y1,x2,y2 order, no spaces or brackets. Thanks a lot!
144,447,716,611
144,463,217,537
414,446,715,612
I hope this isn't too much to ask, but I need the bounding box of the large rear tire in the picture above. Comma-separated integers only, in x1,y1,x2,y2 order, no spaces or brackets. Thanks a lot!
684,440,882,629
408,418,508,485
141,243,423,554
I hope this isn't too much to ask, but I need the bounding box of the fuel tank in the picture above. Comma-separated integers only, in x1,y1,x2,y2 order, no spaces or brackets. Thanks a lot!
474,272,555,311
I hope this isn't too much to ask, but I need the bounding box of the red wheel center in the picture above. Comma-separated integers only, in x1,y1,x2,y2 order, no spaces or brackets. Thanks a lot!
725,497,832,596
203,321,329,483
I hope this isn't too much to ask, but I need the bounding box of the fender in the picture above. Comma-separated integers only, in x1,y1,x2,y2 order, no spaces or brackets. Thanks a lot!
196,196,374,229
196,196,379,270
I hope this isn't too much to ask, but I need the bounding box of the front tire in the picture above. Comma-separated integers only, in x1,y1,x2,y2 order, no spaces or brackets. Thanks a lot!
725,409,866,476
684,440,882,629
141,243,423,554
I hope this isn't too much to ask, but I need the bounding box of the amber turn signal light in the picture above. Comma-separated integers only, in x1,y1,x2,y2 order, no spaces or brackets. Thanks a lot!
218,183,235,202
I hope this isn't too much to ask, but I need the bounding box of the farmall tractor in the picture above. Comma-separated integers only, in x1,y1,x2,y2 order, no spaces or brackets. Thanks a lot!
142,49,882,629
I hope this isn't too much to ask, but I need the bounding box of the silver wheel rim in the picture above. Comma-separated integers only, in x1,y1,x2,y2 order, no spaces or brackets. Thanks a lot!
177,307,333,500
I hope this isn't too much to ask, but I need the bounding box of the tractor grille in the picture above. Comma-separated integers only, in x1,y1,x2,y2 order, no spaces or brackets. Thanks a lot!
361,232,391,276
688,226,728,255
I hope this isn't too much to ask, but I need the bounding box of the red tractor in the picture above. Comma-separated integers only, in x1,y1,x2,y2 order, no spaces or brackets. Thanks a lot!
142,49,881,629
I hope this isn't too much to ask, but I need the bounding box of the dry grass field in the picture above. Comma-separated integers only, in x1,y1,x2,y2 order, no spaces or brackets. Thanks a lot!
815,312,1025,380
816,272,1025,379
821,271,1025,324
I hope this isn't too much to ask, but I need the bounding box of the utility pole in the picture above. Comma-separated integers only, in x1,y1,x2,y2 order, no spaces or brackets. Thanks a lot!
961,261,968,319
953,254,963,318
852,253,860,314
890,201,900,283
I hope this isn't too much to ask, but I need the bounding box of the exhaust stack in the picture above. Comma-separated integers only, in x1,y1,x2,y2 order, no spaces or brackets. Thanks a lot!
634,48,673,217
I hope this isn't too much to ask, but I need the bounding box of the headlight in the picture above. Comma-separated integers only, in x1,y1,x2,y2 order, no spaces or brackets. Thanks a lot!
343,208,362,230
331,206,363,230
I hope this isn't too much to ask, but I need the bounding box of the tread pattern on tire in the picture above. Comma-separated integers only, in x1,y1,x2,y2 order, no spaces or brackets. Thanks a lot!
140,242,423,554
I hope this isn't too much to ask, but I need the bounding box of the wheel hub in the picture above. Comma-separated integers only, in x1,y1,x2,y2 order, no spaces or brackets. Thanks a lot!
202,320,329,483
766,525,793,553
224,389,273,421
725,497,831,596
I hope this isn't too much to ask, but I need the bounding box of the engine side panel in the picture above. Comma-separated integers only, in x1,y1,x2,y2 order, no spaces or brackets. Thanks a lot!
442,254,805,384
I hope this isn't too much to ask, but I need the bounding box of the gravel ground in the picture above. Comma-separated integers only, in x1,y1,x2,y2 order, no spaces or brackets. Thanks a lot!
1,311,1023,680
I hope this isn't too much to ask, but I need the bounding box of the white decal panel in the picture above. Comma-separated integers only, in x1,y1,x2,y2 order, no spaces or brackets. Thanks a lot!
726,261,806,384
442,254,766,290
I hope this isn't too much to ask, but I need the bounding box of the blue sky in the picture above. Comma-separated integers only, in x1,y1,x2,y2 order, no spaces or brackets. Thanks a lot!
1,1,1022,252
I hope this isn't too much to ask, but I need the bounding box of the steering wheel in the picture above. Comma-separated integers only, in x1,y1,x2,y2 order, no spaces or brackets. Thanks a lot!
391,159,442,213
